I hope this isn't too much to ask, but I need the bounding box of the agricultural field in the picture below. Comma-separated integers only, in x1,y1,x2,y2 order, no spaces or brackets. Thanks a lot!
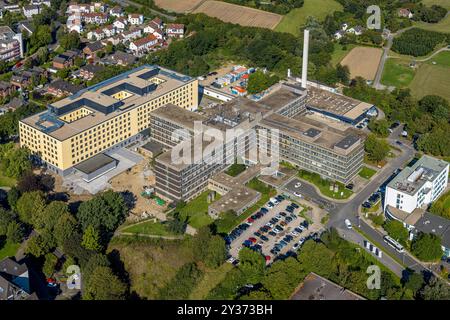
340,47,383,80
193,0,283,29
275,0,343,35
409,63,450,101
381,58,415,88
425,50,450,67
154,0,205,12
330,43,357,66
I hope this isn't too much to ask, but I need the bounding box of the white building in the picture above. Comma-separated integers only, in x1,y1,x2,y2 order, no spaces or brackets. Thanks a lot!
67,13,83,33
128,13,143,25
113,17,127,31
31,0,51,7
23,4,40,18
384,155,449,219
166,23,184,38
129,34,158,54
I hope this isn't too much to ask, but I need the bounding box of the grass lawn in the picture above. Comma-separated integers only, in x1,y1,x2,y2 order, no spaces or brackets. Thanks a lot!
409,63,450,101
0,172,16,188
421,0,450,10
275,0,343,35
225,163,246,177
358,166,377,180
298,170,352,200
413,14,450,33
331,43,357,66
121,220,175,236
189,263,233,299
381,58,415,88
426,51,450,68
178,191,219,229
0,240,20,260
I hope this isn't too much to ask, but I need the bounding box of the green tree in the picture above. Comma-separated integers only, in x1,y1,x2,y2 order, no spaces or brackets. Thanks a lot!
82,225,102,252
336,64,350,84
7,187,20,211
364,134,390,163
204,235,227,268
383,219,408,245
43,253,58,277
411,232,442,262
0,208,14,236
59,31,81,50
84,266,127,300
77,190,127,233
262,257,306,299
16,191,46,225
247,70,280,94
26,234,51,258
368,119,390,137
420,277,450,300
54,213,78,247
56,68,70,79
403,272,424,297
6,221,24,244
238,248,265,284
158,262,203,299
30,25,52,49
0,143,32,178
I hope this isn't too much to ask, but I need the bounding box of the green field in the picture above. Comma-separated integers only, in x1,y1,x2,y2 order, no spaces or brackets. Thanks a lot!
0,172,16,188
409,63,450,101
298,170,353,200
381,58,416,88
331,43,357,66
358,166,377,180
426,51,450,67
178,191,219,229
0,240,19,260
275,0,343,35
413,14,450,33
189,263,233,299
421,0,450,10
121,220,175,236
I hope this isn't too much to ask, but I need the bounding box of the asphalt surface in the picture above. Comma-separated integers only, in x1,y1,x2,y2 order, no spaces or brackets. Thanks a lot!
284,178,336,212
323,127,430,277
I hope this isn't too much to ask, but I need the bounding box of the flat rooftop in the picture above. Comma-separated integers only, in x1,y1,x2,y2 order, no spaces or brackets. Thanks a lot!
414,211,450,249
388,155,449,196
152,103,207,131
291,272,364,300
20,65,195,141
306,86,373,121
260,113,363,155
74,153,117,174
208,185,260,214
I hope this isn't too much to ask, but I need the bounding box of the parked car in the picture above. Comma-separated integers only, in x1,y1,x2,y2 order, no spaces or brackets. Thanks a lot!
254,232,261,237
294,227,303,233
280,221,287,227
294,192,302,197
248,237,257,243
267,201,274,208
269,231,277,237
279,212,287,217
294,182,301,188
285,216,293,223
362,201,372,209
344,219,352,229
261,207,268,213
261,235,269,242
345,183,354,190
291,203,299,209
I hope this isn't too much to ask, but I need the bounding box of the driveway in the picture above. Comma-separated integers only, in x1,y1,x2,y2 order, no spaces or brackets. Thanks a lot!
283,178,336,212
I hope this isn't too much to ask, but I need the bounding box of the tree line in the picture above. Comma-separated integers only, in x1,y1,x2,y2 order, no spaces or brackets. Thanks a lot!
392,28,449,57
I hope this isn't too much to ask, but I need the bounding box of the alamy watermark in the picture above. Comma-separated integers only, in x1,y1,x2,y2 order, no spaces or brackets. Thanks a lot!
66,265,81,290
367,5,381,30
366,265,381,290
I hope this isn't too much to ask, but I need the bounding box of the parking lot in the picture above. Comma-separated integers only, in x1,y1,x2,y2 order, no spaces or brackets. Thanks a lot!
226,194,322,263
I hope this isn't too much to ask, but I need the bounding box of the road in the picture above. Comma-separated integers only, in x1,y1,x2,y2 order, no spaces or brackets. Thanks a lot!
373,26,415,90
323,127,430,277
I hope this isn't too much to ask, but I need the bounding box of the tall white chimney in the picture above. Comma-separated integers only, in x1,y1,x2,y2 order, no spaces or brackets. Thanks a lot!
301,29,309,89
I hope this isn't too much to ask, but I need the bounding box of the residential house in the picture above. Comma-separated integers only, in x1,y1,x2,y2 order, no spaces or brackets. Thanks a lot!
10,71,32,88
83,41,104,58
47,79,83,97
67,13,83,33
129,34,158,54
398,8,413,19
128,13,143,25
0,258,35,300
346,26,364,36
23,4,40,18
113,17,127,32
52,50,78,70
0,97,24,115
31,0,51,7
0,26,23,62
151,17,164,29
0,80,12,98
108,50,136,66
102,24,116,37
143,21,164,39
102,35,121,46
79,64,104,80
67,2,90,14
82,12,108,25
1,1,20,13
334,30,345,40
87,28,105,41
120,28,141,43
109,5,123,17
18,21,35,35
166,23,184,38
